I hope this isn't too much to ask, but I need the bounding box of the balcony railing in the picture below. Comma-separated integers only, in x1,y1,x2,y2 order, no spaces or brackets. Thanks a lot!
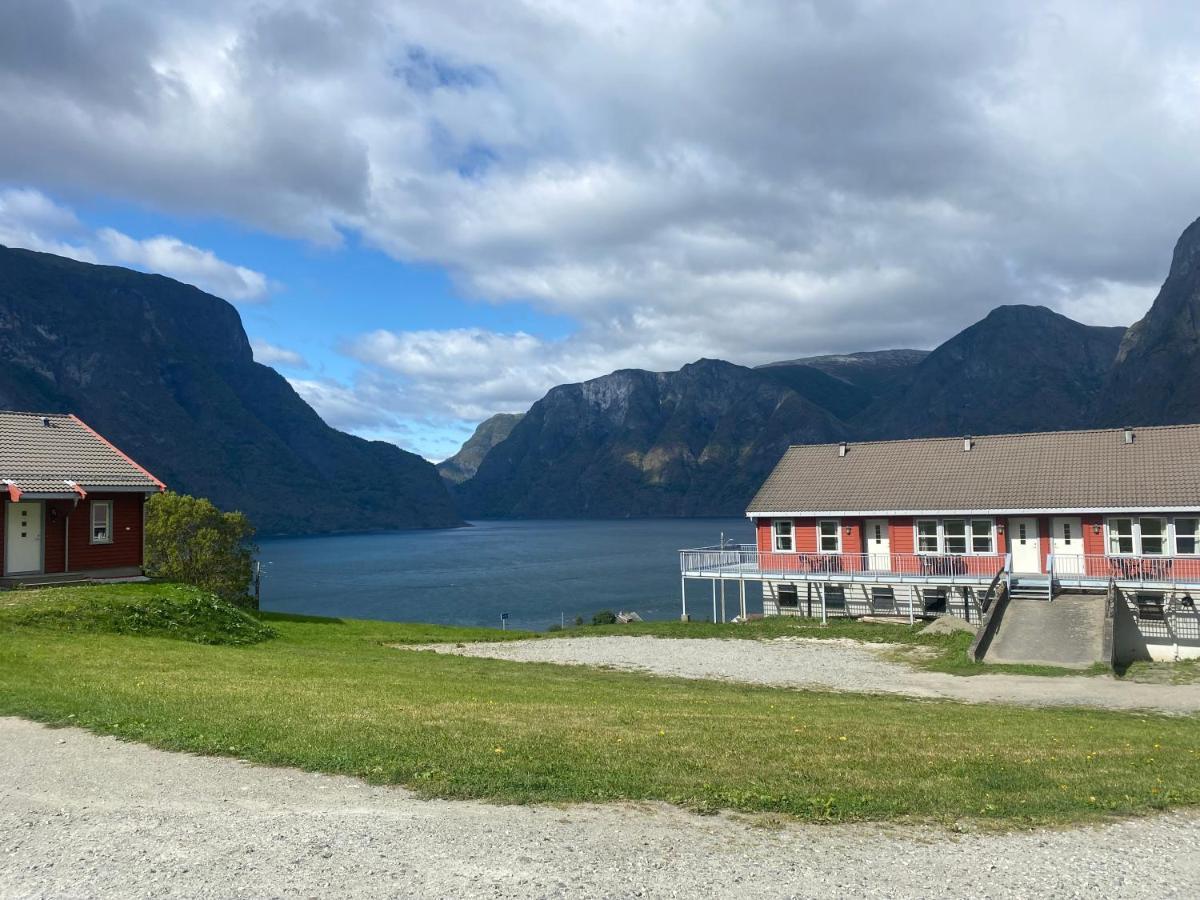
679,547,1004,580
680,546,1200,589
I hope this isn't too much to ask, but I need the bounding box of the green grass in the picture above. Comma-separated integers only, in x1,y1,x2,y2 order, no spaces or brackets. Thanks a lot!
1118,658,1200,685
1,584,1197,828
0,582,275,645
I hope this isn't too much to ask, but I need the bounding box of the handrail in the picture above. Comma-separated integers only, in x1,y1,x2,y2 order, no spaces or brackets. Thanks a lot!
980,565,1006,616
1047,554,1055,601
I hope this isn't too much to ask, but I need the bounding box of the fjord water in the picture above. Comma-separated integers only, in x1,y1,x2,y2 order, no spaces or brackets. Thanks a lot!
259,518,757,631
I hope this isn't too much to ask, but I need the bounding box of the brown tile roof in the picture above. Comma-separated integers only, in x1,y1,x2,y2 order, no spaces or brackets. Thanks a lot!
747,425,1200,514
0,411,164,496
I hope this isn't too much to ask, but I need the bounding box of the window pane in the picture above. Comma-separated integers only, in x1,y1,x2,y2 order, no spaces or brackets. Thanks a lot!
917,520,938,553
1140,518,1166,555
943,520,966,554
970,520,993,553
773,520,792,552
1176,518,1198,555
819,521,839,552
1108,519,1133,554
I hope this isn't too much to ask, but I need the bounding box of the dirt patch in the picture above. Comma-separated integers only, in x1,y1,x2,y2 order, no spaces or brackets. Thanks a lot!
403,636,1200,714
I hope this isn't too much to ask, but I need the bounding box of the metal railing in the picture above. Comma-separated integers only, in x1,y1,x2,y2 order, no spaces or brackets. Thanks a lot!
681,547,1200,589
680,547,1006,579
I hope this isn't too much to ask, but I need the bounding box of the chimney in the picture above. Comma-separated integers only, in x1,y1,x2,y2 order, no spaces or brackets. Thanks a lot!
838,442,848,457
963,436,974,452
41,416,50,427
1124,426,1134,445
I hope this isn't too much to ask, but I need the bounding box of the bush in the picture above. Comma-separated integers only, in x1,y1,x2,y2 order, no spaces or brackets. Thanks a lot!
591,609,617,626
144,492,257,604
547,623,563,632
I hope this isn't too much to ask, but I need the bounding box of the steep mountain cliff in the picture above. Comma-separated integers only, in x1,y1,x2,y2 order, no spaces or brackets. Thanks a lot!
755,349,928,420
453,359,846,517
0,245,460,534
858,305,1125,438
1099,216,1200,426
437,412,524,483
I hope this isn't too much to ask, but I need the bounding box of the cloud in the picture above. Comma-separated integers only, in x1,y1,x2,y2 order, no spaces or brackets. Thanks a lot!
0,187,273,302
251,338,308,368
4,1,1197,450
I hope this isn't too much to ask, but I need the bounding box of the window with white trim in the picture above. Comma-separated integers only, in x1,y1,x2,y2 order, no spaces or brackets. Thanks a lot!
1060,520,1074,546
943,519,967,554
971,519,994,553
818,520,840,553
1108,517,1134,554
915,518,995,555
1140,517,1166,555
772,519,793,552
91,500,113,544
916,519,939,553
1175,518,1199,555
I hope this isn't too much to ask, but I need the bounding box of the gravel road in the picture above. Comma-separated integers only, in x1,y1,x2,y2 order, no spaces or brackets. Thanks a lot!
2,717,1198,899
408,636,1200,714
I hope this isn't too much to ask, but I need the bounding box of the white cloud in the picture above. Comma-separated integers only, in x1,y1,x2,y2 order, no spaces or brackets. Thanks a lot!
98,229,271,301
0,187,273,302
5,1,1198,453
251,338,308,368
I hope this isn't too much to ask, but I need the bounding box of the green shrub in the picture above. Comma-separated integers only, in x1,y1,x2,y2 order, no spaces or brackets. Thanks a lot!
145,492,256,604
547,623,563,632
591,609,617,626
0,583,275,645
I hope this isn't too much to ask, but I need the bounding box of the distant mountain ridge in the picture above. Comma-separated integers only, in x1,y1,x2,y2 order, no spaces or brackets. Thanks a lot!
449,216,1200,519
437,413,524,483
0,245,461,535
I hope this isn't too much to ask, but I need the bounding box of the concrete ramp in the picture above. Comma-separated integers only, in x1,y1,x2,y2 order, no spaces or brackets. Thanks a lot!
984,595,1106,669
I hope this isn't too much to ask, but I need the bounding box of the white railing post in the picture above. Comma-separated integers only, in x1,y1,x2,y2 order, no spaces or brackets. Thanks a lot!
711,579,716,624
680,575,687,621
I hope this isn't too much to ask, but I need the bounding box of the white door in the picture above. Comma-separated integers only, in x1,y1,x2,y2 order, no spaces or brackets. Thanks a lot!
1050,516,1083,576
864,518,890,570
1008,516,1041,573
5,501,44,575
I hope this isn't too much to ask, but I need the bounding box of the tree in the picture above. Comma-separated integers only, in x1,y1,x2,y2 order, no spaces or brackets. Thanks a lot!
144,492,257,604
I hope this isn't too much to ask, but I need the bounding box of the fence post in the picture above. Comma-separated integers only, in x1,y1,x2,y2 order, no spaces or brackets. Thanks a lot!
680,576,688,621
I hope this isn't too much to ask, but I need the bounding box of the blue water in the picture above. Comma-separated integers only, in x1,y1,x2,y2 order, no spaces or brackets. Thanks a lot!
258,518,758,631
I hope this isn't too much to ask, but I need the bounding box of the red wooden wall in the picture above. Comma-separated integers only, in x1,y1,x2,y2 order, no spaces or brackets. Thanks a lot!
0,493,144,575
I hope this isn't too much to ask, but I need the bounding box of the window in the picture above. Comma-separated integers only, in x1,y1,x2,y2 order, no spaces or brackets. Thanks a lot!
1140,517,1166,555
90,500,113,544
818,520,840,553
943,519,967,555
1108,518,1134,554
823,583,846,609
1017,521,1029,545
916,518,995,555
872,523,883,544
773,519,793,552
1061,521,1073,546
1175,518,1199,555
971,519,994,554
777,584,799,608
916,520,939,553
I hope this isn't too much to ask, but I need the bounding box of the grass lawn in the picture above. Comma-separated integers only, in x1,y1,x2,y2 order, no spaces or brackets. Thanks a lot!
1,584,1197,828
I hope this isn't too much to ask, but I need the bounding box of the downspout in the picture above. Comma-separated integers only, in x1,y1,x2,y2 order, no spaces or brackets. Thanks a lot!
64,508,70,573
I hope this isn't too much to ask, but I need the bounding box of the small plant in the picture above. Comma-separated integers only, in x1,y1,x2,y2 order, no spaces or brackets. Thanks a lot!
574,615,584,626
591,609,617,626
547,623,563,632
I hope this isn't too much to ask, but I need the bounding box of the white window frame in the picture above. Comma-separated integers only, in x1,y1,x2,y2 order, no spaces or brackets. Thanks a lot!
1174,517,1200,555
772,519,794,553
915,519,940,554
90,500,113,545
817,519,841,554
914,517,996,556
1106,516,1177,556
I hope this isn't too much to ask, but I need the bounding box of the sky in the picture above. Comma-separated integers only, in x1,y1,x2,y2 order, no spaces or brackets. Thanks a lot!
2,1,1200,461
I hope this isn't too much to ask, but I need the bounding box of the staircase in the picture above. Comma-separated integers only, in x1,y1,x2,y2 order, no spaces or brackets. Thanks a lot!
983,593,1107,668
1008,575,1052,601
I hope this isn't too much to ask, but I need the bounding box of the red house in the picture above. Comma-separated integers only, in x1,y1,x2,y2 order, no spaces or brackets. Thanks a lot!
1,412,165,586
680,425,1200,662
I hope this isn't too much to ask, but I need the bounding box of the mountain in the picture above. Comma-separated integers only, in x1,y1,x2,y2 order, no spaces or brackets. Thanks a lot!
453,359,846,518
0,245,461,535
858,305,1125,438
755,350,928,420
437,412,524,483
1099,216,1200,426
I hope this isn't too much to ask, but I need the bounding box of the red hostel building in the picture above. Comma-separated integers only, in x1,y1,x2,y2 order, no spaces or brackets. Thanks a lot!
680,425,1200,661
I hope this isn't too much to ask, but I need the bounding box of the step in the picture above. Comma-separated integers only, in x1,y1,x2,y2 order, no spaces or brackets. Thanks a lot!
983,595,1107,668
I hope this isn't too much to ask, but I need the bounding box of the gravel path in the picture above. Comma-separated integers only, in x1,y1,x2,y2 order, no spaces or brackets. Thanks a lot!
2,717,1198,899
407,636,1200,714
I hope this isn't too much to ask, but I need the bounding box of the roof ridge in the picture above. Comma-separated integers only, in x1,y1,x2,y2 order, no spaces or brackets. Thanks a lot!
0,410,74,417
787,422,1200,450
